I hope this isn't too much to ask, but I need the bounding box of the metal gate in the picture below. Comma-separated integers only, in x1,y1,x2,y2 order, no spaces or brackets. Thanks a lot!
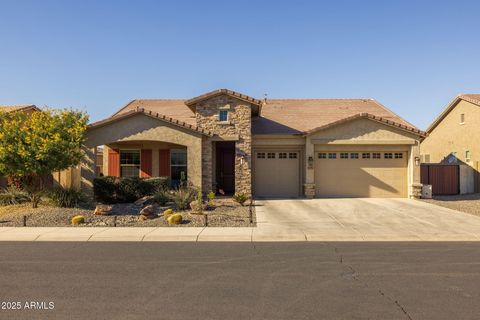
421,164,459,195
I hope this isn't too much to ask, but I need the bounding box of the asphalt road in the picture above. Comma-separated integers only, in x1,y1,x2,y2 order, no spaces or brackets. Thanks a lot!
1,242,480,320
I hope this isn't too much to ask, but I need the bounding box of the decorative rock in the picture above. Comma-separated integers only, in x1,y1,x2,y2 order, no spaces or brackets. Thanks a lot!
167,214,183,225
134,196,154,206
140,214,156,220
139,205,156,216
94,204,113,216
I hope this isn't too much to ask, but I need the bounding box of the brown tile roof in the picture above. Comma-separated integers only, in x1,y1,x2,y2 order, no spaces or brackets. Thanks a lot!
253,99,418,135
89,107,213,136
0,105,39,112
304,113,426,136
108,92,422,137
112,99,196,126
426,94,480,133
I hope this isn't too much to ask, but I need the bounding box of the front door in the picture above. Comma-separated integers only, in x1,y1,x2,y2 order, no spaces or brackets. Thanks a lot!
216,142,235,194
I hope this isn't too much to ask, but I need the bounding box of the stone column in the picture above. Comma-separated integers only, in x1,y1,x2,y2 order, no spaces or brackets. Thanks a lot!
409,143,422,198
304,136,315,198
80,146,96,201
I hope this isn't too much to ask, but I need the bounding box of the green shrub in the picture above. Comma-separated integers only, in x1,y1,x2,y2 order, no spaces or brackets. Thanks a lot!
49,186,82,208
167,213,182,225
233,193,250,206
0,185,28,206
154,188,171,206
145,177,169,192
93,176,171,204
207,191,215,206
93,176,117,203
172,187,195,210
71,215,85,225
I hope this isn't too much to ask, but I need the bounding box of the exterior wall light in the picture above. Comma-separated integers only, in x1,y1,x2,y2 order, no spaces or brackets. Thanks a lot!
414,156,420,166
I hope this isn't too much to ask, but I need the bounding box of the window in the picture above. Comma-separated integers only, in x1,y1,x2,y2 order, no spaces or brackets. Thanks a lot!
394,153,403,159
171,149,187,185
350,153,359,159
362,153,370,159
460,113,465,124
120,150,140,177
267,152,276,159
328,153,337,159
279,152,287,159
466,150,471,161
257,152,265,159
318,153,327,159
219,110,229,122
340,152,349,159
384,153,393,159
372,153,381,159
289,153,297,159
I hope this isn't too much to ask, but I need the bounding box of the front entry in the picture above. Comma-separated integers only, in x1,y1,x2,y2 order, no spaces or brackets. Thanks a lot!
216,142,235,194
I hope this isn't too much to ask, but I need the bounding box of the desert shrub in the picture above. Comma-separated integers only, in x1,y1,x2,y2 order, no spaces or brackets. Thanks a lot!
207,191,215,206
154,188,171,206
167,213,183,225
0,185,28,206
71,215,85,225
233,193,249,206
145,177,169,192
172,187,195,210
93,176,117,203
93,176,172,204
49,186,82,208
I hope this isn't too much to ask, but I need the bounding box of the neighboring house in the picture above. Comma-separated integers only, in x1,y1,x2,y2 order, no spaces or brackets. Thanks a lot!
79,89,425,199
421,94,480,193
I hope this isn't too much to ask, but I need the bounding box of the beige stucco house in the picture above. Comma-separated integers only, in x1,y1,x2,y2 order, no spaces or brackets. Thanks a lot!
80,89,426,199
421,94,480,193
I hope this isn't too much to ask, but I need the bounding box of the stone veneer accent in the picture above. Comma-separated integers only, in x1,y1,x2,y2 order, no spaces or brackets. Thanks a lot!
195,95,252,195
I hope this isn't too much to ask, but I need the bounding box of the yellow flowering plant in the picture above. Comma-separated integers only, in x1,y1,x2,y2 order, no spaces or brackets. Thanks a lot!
0,108,88,207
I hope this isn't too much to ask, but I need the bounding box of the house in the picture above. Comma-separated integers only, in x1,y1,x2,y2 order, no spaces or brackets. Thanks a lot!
80,89,426,199
420,94,480,193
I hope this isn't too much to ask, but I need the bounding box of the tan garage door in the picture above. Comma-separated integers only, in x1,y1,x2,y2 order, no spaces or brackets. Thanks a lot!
254,151,300,198
315,151,407,198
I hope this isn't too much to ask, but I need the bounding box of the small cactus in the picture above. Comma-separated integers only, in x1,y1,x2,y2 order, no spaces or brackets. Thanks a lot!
71,215,85,225
167,213,183,225
163,208,173,216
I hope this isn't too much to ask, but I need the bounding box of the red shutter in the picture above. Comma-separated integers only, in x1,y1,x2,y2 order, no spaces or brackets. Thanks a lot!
108,148,120,177
159,149,170,177
140,149,152,178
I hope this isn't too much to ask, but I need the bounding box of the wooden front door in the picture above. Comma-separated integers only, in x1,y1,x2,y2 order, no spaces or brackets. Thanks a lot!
216,142,235,194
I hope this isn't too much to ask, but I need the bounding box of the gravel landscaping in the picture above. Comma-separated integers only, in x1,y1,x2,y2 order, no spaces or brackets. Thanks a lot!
0,198,256,227
421,193,480,217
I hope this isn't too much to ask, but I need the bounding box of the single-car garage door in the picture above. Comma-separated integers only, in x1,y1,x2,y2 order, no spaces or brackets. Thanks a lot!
315,150,407,198
254,151,300,198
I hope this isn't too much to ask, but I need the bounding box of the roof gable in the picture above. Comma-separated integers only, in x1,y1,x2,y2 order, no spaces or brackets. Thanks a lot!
184,89,262,116
0,105,40,113
426,94,480,133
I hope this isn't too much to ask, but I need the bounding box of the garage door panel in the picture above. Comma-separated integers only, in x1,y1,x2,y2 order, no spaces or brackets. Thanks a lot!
315,151,407,198
254,151,300,198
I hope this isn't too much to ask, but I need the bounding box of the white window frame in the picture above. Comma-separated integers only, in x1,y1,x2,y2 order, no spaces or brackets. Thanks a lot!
218,110,229,122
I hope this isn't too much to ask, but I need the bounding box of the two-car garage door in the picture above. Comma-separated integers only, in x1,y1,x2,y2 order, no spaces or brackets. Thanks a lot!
315,149,407,198
254,150,300,198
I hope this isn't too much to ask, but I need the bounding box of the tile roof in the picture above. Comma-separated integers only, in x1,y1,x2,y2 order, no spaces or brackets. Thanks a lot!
185,89,262,107
426,94,480,133
109,93,422,136
90,107,213,136
0,105,39,112
253,99,417,135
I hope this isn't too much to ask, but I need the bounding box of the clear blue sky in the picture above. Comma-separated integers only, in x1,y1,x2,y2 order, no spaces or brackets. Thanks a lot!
1,0,479,130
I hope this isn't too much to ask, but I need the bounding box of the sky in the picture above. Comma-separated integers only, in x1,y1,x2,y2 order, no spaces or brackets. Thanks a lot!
1,0,479,130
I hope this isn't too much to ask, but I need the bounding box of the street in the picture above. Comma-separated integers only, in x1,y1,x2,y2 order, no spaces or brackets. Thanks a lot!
1,242,480,320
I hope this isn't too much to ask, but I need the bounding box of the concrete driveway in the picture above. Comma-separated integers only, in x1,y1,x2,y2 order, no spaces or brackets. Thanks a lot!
254,198,480,241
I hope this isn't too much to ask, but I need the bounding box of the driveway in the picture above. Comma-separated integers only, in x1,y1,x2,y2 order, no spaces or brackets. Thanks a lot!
254,198,480,241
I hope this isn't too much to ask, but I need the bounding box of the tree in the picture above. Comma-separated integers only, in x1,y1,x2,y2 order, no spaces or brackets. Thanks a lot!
0,108,88,207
